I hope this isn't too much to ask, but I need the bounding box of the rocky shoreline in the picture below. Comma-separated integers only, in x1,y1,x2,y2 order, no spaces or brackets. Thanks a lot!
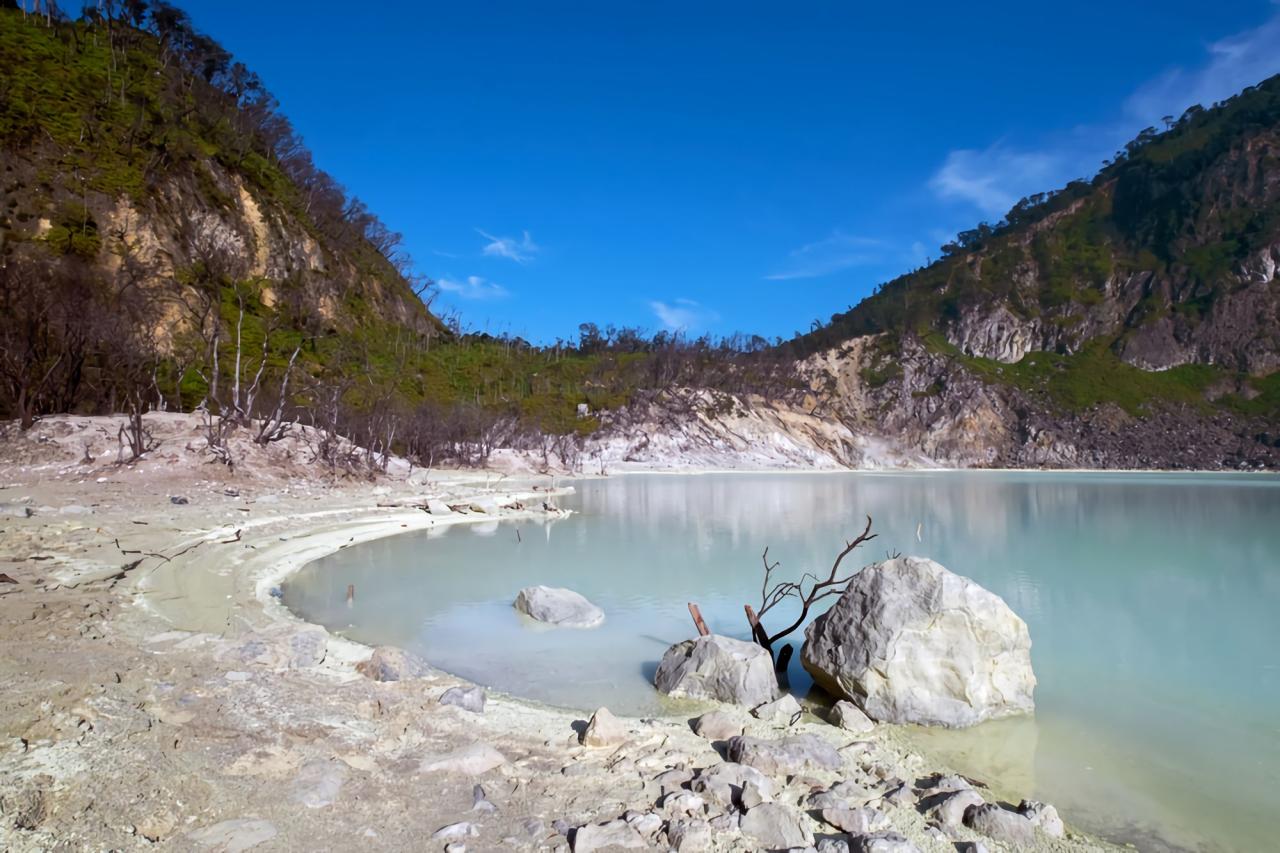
0,415,1120,851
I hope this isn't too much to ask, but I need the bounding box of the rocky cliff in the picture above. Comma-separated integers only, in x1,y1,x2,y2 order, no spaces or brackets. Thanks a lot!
780,74,1280,470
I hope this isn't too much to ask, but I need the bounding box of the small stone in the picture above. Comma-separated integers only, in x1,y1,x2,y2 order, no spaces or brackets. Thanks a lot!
1018,799,1064,837
444,844,466,853
820,806,889,834
661,791,706,816
440,685,486,714
624,811,663,837
850,831,921,853
691,709,743,741
752,693,803,724
739,803,813,849
817,838,851,853
926,789,983,830
725,734,841,775
653,768,694,797
169,496,189,505
690,762,775,809
471,784,497,814
965,803,1036,847
356,645,432,681
432,822,479,840
571,819,646,851
830,700,874,733
879,782,915,808
581,707,627,747
708,811,739,831
667,818,712,851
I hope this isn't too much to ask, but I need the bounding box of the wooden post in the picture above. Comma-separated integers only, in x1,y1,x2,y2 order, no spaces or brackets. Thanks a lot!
687,602,710,636
744,604,772,651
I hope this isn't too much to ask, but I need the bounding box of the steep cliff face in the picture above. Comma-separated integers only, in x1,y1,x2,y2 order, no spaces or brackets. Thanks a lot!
0,9,433,342
782,74,1280,469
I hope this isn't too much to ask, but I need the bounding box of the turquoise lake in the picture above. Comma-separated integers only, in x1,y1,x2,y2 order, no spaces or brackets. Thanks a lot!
284,471,1280,852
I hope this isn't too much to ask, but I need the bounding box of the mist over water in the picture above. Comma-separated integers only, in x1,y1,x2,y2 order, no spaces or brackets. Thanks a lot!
286,471,1280,852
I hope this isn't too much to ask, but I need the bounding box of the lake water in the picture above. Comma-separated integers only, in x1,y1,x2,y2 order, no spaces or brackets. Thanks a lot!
284,471,1280,852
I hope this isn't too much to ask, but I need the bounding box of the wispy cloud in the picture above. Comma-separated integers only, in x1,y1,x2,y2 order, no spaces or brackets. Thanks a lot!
765,232,882,280
928,145,1064,217
1125,12,1280,125
926,10,1280,219
650,298,718,332
437,275,509,300
477,228,539,263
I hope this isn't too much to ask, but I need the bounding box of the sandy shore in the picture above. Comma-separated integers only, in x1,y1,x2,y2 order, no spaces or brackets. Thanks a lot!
0,415,1118,852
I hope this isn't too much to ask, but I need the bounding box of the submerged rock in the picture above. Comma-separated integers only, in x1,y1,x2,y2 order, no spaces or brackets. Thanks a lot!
514,585,605,628
801,556,1036,727
653,634,779,707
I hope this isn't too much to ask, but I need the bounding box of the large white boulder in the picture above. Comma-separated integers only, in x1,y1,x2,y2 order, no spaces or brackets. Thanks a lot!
513,585,604,628
801,556,1035,728
654,634,780,707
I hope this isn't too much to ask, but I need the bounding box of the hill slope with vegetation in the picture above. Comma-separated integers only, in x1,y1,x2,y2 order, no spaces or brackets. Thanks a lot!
1,2,1276,471
784,75,1280,469
0,4,791,471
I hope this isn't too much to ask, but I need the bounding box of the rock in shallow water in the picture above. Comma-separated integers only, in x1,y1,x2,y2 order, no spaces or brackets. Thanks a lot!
802,556,1036,727
965,803,1037,847
514,585,605,628
654,634,780,707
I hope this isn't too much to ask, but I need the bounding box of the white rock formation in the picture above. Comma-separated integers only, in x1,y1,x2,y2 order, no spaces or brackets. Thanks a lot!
513,585,605,628
802,556,1036,727
653,634,779,707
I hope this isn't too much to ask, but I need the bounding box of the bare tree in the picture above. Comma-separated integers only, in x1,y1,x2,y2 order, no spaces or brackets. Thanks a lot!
744,516,877,672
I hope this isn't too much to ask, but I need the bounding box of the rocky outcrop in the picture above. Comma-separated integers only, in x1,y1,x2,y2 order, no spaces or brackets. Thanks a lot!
653,634,780,707
802,557,1036,727
513,586,605,628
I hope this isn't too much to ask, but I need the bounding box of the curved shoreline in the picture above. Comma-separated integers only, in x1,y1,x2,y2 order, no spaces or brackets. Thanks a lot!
0,445,1130,852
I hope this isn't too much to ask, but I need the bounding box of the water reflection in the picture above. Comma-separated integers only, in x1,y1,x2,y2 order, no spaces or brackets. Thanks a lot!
285,471,1280,853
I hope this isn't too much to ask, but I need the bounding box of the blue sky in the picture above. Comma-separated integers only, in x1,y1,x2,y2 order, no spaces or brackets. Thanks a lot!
180,1,1280,343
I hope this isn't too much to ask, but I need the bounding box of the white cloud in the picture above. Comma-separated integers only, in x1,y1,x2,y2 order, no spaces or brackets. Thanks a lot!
765,232,882,280
928,145,1064,218
927,10,1280,219
437,275,509,300
477,228,539,263
650,298,718,332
